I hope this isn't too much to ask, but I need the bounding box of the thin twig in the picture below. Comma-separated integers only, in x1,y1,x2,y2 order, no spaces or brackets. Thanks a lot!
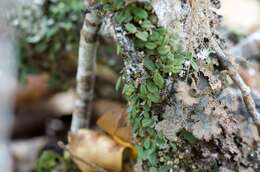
71,1,101,132
211,40,260,125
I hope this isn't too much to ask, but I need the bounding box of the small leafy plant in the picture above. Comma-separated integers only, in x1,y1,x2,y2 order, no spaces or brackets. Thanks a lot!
98,0,199,171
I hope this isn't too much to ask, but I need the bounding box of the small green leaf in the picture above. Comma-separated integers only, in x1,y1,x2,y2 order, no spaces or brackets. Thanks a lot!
136,145,144,160
159,166,170,172
161,35,170,45
171,143,178,152
141,20,153,30
150,31,160,41
125,23,137,33
149,167,157,172
133,8,148,19
158,46,171,55
142,118,154,127
145,42,157,50
115,10,132,24
135,31,149,41
147,81,159,93
191,60,199,72
153,71,164,89
116,44,121,55
170,65,183,74
143,57,156,71
144,138,151,149
169,36,177,48
180,130,197,144
115,77,122,91
147,93,160,103
123,84,135,97
134,39,145,48
139,84,148,98
112,0,124,9
173,57,185,66
147,152,158,166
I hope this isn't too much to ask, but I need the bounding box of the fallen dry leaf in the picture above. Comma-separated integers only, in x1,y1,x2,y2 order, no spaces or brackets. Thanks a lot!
94,100,126,116
68,129,136,172
96,103,132,143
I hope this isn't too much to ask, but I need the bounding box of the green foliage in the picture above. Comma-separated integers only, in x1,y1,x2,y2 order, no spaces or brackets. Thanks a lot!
13,0,84,87
135,31,149,41
36,151,79,172
125,23,137,33
153,71,164,89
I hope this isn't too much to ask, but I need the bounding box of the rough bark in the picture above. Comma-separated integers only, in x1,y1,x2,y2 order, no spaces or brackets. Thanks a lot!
99,0,260,171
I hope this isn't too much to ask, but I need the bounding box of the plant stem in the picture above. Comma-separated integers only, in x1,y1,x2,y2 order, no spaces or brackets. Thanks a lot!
71,1,101,132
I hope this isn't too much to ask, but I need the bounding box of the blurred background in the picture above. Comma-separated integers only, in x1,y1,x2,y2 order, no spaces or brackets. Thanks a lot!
0,0,259,171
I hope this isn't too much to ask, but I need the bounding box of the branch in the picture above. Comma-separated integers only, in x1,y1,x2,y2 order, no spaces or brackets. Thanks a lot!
211,40,260,125
70,2,101,132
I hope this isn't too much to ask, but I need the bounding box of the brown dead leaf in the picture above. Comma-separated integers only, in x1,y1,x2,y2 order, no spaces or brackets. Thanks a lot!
16,73,50,107
96,102,132,143
94,100,126,116
68,129,136,172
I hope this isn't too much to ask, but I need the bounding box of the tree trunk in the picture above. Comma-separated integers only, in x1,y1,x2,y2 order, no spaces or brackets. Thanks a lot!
75,0,260,171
